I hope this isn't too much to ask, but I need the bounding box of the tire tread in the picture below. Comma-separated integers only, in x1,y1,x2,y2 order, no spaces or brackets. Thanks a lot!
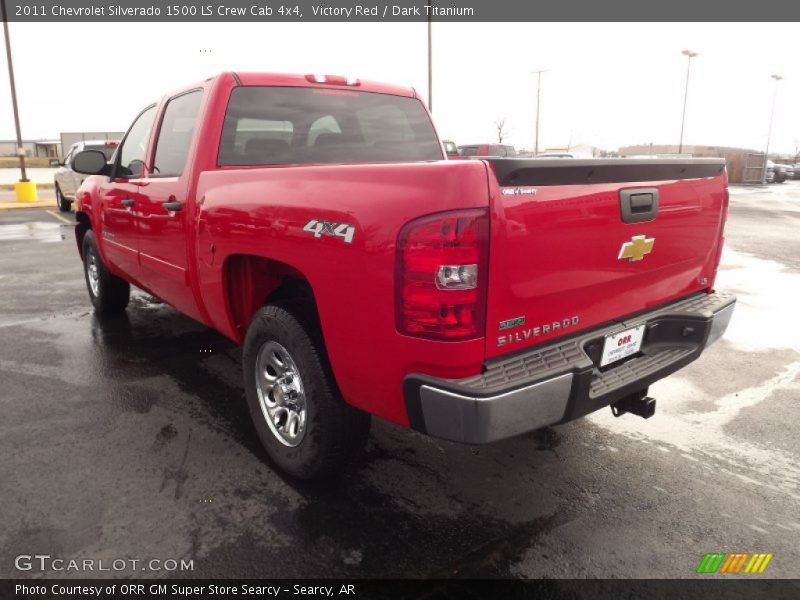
243,303,370,480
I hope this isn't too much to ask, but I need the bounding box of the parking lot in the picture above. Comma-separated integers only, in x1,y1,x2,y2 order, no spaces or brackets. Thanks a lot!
1,183,799,579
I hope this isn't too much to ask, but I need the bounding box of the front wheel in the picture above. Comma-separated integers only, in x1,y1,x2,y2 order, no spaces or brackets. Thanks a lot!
55,185,71,212
243,304,370,480
82,231,130,314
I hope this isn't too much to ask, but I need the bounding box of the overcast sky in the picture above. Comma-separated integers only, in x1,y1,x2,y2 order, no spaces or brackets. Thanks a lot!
0,22,797,154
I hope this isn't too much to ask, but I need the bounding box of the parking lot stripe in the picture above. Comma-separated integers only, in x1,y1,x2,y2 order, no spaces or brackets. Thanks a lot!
46,210,72,225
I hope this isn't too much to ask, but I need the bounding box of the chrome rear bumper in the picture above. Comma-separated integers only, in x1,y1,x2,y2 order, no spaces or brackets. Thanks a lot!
404,291,735,444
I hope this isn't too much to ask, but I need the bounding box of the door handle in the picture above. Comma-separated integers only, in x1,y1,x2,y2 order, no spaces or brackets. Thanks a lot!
163,201,182,212
121,198,134,208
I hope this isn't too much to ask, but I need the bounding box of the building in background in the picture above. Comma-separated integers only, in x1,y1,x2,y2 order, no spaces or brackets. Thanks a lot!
0,139,61,158
619,144,764,183
2,132,125,160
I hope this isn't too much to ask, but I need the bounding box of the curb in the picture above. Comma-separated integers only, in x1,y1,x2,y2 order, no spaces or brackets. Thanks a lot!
0,184,55,191
0,199,57,211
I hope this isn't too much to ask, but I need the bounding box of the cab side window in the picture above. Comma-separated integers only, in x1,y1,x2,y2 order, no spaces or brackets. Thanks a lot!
152,90,203,178
118,106,157,177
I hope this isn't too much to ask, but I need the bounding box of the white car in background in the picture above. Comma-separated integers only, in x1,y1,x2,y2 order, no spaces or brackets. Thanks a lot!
535,151,580,158
54,140,118,212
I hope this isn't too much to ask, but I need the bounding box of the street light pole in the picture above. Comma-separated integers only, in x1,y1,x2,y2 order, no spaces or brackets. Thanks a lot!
678,49,698,155
1,0,28,182
762,74,783,184
427,4,432,112
531,69,548,155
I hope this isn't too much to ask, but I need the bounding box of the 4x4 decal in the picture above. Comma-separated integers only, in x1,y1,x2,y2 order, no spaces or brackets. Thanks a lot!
302,220,356,244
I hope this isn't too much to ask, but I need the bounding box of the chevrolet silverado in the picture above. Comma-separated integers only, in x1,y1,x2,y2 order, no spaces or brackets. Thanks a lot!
70,72,735,479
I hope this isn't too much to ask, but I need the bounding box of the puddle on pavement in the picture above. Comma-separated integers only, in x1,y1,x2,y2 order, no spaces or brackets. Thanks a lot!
0,221,66,243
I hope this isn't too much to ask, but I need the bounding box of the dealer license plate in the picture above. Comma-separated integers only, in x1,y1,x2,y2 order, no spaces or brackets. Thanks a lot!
600,325,645,367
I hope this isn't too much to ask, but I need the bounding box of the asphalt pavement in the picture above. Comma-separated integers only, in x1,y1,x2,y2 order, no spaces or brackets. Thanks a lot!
1,185,799,580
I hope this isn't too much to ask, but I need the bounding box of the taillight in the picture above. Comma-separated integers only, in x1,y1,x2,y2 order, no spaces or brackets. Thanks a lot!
396,209,489,340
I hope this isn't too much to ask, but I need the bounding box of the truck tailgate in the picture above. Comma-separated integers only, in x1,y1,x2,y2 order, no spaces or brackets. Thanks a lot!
484,158,728,359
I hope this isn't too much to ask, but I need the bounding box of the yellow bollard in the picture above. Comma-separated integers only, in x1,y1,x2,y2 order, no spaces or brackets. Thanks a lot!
14,181,38,202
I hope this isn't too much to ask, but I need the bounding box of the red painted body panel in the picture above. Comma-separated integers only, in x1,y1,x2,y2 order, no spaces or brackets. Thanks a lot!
96,178,141,276
484,172,728,358
75,72,728,430
232,72,416,98
195,161,490,424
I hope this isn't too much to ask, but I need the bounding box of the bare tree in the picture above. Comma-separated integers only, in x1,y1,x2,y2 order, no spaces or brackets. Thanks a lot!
495,119,506,144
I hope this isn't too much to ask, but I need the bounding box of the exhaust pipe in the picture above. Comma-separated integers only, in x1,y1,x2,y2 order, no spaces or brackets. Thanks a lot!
611,389,655,419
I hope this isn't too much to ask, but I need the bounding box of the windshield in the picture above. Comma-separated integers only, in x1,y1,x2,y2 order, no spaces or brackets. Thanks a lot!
218,87,443,166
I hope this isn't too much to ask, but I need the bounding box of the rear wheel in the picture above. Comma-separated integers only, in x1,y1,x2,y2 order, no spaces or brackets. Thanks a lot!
82,231,130,314
243,304,370,480
55,185,71,212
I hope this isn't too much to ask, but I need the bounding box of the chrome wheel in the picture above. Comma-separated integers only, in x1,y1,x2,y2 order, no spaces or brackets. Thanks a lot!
87,252,100,297
255,340,307,447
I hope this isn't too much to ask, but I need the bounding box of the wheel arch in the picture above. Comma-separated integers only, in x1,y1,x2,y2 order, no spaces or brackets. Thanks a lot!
74,211,92,259
222,254,321,341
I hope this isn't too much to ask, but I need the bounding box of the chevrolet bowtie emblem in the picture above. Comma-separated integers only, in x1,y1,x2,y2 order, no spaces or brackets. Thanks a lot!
618,235,655,262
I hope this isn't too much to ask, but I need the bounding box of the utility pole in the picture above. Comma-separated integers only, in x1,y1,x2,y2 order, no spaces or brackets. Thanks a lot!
427,3,433,112
531,69,549,155
2,0,29,183
678,49,698,155
762,74,783,184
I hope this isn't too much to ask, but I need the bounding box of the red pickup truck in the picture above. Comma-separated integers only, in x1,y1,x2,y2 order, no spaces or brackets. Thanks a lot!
71,72,735,479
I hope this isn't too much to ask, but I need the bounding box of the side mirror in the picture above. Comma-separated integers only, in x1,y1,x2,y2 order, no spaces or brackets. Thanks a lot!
72,150,110,176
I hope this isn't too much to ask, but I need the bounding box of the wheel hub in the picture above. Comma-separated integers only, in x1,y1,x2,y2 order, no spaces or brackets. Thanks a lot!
87,253,100,297
254,341,307,447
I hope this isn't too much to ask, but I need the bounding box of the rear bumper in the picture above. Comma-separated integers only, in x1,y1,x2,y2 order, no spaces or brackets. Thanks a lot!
403,291,735,444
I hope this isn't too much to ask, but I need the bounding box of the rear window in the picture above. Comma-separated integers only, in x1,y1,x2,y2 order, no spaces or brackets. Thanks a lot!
84,144,117,160
218,87,443,166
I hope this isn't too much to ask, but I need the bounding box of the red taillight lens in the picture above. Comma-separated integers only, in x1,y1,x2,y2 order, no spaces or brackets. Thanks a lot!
396,209,489,340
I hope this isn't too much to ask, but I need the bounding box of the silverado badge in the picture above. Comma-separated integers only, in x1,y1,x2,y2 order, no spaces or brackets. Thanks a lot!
618,235,655,262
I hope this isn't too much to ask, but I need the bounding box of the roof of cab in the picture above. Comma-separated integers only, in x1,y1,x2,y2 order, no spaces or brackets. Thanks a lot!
229,72,417,98
157,72,418,108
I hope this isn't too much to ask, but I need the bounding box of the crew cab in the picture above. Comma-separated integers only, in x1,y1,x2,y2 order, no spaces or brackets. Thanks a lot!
71,72,735,479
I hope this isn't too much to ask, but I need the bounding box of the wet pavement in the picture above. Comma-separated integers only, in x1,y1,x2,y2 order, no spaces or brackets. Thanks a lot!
1,186,799,580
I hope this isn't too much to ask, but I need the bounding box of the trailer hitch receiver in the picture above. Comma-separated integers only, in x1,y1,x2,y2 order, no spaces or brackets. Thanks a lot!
611,389,656,419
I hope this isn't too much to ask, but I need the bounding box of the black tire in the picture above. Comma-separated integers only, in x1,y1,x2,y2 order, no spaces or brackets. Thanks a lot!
81,230,130,314
55,185,71,212
243,304,370,480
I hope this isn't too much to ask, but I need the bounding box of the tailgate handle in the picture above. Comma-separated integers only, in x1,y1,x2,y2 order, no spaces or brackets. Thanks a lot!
619,188,659,223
